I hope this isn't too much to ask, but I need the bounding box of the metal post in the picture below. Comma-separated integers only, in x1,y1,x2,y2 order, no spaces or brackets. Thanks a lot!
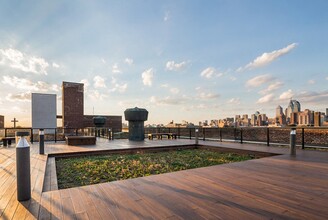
302,128,305,149
203,128,205,141
220,128,222,142
108,128,112,140
55,129,57,143
267,127,270,146
16,131,31,201
39,129,44,154
290,128,296,156
189,128,192,140
195,129,199,145
240,128,243,144
30,128,33,143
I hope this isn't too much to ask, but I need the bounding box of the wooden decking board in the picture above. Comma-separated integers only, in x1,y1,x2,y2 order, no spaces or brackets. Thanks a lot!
82,185,117,220
98,183,146,220
50,190,63,220
193,172,320,219
1,139,328,219
219,161,328,198
75,187,102,220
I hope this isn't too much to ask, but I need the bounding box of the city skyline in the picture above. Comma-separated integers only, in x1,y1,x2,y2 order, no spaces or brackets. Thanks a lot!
1,1,328,126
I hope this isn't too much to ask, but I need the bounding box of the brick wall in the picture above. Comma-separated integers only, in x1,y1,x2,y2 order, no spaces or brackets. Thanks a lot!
62,82,84,128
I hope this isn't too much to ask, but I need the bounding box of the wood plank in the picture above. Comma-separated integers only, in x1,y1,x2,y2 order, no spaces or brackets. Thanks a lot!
50,190,63,220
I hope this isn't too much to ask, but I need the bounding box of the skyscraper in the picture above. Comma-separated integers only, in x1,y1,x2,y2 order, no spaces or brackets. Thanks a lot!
276,105,283,118
286,99,301,121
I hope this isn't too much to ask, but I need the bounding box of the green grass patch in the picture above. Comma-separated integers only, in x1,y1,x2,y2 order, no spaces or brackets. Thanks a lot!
56,149,256,189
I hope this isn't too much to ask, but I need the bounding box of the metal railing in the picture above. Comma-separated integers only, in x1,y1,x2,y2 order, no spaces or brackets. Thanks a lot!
0,127,119,144
144,127,328,149
2,127,327,149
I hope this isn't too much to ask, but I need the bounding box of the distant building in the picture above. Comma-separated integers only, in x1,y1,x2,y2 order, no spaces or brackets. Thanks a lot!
62,81,122,132
257,114,267,126
276,105,283,118
250,114,257,126
290,112,299,125
298,109,312,126
314,112,321,127
278,114,287,126
286,99,301,121
0,115,4,128
62,82,84,128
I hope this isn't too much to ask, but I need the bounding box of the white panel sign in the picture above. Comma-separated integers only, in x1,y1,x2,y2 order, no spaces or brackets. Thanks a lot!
32,93,57,129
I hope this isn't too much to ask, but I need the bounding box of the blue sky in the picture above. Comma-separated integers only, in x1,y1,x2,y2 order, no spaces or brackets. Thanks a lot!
0,0,328,126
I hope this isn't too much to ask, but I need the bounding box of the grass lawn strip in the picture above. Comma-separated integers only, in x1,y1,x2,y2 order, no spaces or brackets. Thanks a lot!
56,149,255,189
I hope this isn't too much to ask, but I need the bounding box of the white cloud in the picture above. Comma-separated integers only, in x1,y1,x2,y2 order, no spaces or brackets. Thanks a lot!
2,76,59,92
166,61,188,71
164,11,170,21
227,98,240,104
198,92,220,99
246,74,273,88
297,90,328,103
160,84,169,88
260,81,284,94
326,77,328,80
150,95,188,106
230,76,237,81
101,58,106,64
279,89,294,100
93,75,106,88
88,90,107,100
6,92,31,102
109,83,127,93
256,93,275,104
112,63,121,73
170,88,180,94
142,68,154,86
239,43,297,71
0,48,49,75
80,79,90,91
308,80,315,85
124,58,133,65
52,62,60,68
200,67,223,79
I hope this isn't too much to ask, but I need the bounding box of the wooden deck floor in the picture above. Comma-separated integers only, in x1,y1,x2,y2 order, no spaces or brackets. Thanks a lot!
1,138,327,219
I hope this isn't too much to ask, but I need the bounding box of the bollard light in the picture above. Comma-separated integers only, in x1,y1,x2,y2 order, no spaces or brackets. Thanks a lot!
16,131,31,201
290,128,296,156
108,128,112,140
195,128,199,145
39,129,44,154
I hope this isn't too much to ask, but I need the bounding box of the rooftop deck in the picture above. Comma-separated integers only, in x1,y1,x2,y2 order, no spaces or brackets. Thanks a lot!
1,138,327,219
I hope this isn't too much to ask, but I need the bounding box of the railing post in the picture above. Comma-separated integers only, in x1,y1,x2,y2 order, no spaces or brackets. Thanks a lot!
189,128,192,140
220,128,222,142
55,128,57,143
240,128,243,144
203,128,205,141
302,128,305,149
234,128,237,141
30,128,33,143
178,126,180,139
267,127,270,146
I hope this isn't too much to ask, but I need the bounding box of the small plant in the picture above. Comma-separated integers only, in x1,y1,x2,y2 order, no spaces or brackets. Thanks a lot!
56,149,255,189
